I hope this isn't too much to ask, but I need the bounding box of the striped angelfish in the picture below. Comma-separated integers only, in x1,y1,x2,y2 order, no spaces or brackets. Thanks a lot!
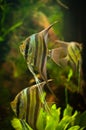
19,21,58,84
10,80,51,130
52,40,82,91
54,40,82,71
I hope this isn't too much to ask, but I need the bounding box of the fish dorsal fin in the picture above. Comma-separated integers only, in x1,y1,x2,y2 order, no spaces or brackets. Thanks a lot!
40,21,58,44
55,40,68,48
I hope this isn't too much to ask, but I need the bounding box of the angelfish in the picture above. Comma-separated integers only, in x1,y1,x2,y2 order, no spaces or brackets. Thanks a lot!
19,21,59,84
10,80,52,130
52,40,82,91
54,40,82,71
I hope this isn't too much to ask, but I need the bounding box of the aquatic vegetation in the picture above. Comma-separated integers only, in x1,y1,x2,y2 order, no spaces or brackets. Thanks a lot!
0,0,22,42
11,104,86,130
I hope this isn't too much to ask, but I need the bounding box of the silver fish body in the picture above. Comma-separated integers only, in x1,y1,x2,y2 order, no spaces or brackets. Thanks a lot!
54,40,82,91
11,81,50,130
55,40,82,70
19,21,58,83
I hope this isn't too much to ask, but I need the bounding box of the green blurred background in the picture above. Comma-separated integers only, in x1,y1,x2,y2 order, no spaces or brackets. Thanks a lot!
0,0,86,129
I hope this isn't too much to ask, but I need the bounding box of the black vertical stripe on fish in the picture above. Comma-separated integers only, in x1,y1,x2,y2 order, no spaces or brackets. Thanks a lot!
16,94,21,118
25,41,29,60
36,34,42,69
34,33,45,80
75,44,81,51
34,34,39,66
40,35,47,80
31,87,37,127
34,87,41,129
36,34,42,68
28,87,35,127
70,45,77,61
26,88,30,124
68,52,75,66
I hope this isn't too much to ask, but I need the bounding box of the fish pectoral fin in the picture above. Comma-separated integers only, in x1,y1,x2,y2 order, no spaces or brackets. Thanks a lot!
49,47,67,66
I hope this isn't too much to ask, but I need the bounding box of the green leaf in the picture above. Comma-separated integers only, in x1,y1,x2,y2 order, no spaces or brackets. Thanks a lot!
56,116,71,130
11,117,33,130
36,108,46,130
11,117,22,130
67,69,73,82
79,111,86,127
3,21,23,37
80,127,85,130
75,111,86,128
51,104,61,123
68,125,80,130
0,36,4,42
45,114,59,130
63,104,73,117
44,104,61,130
